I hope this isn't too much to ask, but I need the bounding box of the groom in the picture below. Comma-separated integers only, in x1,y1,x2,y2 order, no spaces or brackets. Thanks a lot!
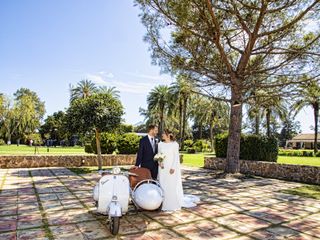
133,125,159,179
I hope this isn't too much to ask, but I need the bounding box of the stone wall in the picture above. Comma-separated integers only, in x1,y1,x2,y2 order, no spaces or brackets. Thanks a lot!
205,157,320,185
0,155,136,168
0,154,184,168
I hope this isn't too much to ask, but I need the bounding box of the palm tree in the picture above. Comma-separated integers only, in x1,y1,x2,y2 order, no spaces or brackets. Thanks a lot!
210,101,229,152
98,86,120,99
147,85,171,135
246,90,286,137
169,75,194,149
262,97,286,137
293,80,320,153
70,79,97,102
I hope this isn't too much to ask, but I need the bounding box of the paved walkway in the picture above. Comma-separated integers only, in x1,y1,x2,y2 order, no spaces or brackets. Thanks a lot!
0,167,319,240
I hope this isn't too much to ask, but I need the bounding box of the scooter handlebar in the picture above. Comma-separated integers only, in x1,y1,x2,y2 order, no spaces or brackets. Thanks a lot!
98,170,138,177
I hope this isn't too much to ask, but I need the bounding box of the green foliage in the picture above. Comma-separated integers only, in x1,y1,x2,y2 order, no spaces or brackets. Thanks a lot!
91,133,117,154
117,133,141,154
316,152,320,157
146,85,171,133
40,111,67,142
278,149,315,157
303,151,314,157
136,0,319,171
279,112,302,147
69,79,97,103
66,93,124,135
84,144,93,154
193,139,211,152
183,139,194,150
215,133,229,158
27,133,42,145
0,139,5,145
117,124,134,134
215,134,278,162
0,88,46,142
293,79,320,153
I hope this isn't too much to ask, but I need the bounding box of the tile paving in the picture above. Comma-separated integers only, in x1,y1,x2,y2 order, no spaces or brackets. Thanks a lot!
0,167,319,239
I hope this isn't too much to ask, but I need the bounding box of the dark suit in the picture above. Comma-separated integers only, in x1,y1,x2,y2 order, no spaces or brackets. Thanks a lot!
135,136,158,179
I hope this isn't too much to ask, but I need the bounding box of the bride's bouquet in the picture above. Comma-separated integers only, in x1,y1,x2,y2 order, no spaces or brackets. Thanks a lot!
154,153,166,169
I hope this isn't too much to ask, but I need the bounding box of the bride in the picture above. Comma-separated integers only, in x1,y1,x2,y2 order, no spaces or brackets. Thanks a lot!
157,129,199,211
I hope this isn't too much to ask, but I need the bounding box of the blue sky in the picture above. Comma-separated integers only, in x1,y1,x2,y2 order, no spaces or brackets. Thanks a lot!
0,0,314,133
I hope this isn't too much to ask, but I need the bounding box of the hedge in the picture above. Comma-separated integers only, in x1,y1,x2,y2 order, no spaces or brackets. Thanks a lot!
84,144,93,154
278,149,314,157
91,133,117,154
215,134,278,162
0,139,5,145
117,133,141,154
88,133,141,155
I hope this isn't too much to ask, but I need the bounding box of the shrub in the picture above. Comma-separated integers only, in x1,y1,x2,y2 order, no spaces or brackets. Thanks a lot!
27,133,42,145
91,133,117,154
0,139,5,145
308,151,314,157
215,134,278,162
117,133,141,154
316,151,320,157
183,139,194,149
194,139,208,152
84,144,93,154
279,149,314,157
187,147,196,154
215,133,228,158
202,141,211,152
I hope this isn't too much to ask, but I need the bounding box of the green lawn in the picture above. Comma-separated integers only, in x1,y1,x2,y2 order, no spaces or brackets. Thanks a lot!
0,145,319,168
277,156,320,167
181,153,207,167
181,153,320,168
0,145,87,155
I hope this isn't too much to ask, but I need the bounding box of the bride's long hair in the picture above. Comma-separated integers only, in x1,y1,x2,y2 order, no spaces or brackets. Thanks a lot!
164,129,176,141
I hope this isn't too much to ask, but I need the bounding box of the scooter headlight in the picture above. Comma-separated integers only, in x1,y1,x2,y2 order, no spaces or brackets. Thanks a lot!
112,167,121,175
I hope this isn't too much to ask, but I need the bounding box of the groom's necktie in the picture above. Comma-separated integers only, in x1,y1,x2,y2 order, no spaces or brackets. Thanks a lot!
151,138,155,152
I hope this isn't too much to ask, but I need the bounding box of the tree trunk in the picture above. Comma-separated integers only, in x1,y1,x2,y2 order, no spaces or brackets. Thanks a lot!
225,91,242,174
314,103,319,154
210,123,214,153
159,108,164,136
255,110,260,135
266,109,271,137
178,99,183,146
199,121,203,139
181,97,188,151
95,129,102,170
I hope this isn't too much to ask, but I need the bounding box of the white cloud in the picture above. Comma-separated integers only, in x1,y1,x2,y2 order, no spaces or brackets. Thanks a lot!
98,71,114,78
110,80,153,94
86,74,107,86
85,71,154,94
125,71,173,84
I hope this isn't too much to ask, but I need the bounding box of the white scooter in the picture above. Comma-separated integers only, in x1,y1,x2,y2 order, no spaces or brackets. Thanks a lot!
93,166,164,235
93,167,136,235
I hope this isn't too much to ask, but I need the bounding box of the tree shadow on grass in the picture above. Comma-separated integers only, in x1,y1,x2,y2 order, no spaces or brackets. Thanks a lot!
281,185,320,200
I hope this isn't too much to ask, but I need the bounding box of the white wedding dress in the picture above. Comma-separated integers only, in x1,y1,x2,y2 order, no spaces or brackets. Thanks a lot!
158,141,200,211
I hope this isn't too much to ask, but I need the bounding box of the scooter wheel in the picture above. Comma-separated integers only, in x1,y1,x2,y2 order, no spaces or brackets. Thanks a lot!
109,217,120,235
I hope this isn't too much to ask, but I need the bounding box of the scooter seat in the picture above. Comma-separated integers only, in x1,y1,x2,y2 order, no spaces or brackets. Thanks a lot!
129,167,152,189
